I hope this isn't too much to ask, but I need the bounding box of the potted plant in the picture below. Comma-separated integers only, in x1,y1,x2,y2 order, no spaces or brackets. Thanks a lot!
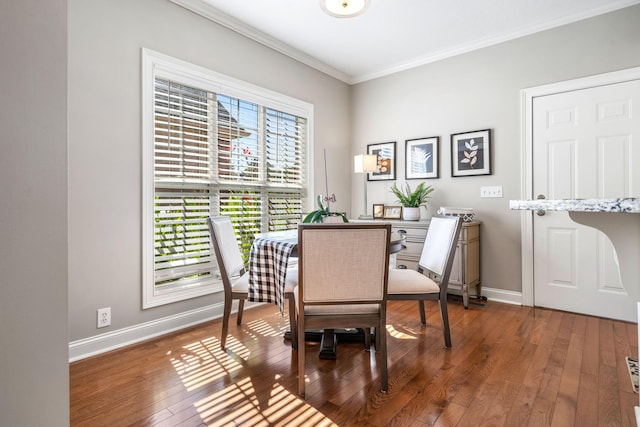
390,182,434,221
302,195,349,223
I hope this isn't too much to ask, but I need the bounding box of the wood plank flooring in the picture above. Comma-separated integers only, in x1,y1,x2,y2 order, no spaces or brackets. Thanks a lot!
70,298,638,426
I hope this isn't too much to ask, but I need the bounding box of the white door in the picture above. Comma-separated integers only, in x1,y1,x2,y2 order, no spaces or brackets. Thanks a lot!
532,80,640,322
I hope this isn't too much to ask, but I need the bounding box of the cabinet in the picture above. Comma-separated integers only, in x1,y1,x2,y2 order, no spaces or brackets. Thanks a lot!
390,220,481,308
389,220,429,270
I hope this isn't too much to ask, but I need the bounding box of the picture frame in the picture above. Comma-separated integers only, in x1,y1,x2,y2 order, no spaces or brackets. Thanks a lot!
383,205,402,220
367,141,396,181
451,129,492,177
372,204,385,219
405,136,439,179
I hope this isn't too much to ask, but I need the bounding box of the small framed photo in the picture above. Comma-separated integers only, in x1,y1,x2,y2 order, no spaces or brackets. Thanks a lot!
451,129,492,177
406,136,439,179
367,141,396,181
373,204,385,219
383,205,403,220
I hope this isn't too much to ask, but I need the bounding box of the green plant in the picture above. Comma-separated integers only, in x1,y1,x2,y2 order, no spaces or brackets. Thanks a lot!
302,195,349,223
390,182,434,208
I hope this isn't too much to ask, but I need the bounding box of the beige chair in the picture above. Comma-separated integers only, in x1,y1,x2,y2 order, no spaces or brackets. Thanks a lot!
207,216,298,350
296,223,391,397
387,215,462,348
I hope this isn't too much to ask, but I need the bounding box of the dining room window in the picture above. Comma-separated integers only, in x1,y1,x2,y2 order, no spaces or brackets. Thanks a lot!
142,49,311,308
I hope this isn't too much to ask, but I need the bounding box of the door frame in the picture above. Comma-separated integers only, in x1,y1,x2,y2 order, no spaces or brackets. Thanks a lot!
519,66,640,306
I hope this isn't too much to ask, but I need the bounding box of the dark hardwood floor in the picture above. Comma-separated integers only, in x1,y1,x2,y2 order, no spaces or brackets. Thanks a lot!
70,298,638,426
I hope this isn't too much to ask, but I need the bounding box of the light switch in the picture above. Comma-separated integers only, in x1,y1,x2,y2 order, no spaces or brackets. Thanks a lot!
480,186,503,198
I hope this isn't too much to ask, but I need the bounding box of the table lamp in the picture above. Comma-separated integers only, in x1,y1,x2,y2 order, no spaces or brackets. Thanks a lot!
354,154,378,219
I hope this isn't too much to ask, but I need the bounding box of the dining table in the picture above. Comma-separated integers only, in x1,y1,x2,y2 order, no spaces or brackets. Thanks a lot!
248,225,406,359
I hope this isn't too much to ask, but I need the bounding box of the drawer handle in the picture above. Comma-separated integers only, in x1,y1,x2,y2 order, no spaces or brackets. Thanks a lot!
397,264,407,269
395,229,408,249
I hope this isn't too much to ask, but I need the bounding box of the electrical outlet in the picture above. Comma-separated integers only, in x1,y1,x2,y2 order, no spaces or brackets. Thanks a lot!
480,186,503,198
97,307,111,328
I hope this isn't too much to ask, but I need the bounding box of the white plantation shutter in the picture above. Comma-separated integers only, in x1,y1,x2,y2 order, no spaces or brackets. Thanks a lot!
217,95,260,183
218,189,263,258
154,80,213,184
268,192,304,231
143,50,310,307
153,79,217,291
265,109,305,186
154,188,213,288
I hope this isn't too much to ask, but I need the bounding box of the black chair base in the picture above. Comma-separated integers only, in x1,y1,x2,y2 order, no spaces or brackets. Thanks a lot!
284,328,374,359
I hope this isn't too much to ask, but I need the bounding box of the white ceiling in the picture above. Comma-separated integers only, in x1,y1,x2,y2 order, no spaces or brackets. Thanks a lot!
171,0,640,84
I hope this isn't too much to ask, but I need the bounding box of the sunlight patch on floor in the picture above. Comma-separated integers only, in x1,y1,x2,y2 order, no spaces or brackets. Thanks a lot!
245,315,290,338
386,324,418,339
171,311,339,424
170,335,249,391
195,378,338,426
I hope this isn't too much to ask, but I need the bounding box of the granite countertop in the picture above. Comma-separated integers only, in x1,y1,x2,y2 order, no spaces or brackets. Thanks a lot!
509,198,640,213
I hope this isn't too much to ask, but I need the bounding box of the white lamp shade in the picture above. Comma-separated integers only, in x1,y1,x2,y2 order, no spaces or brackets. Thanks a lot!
320,0,370,18
354,154,378,173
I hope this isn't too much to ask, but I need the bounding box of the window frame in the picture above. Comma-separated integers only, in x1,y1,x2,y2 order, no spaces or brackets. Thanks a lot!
141,48,313,308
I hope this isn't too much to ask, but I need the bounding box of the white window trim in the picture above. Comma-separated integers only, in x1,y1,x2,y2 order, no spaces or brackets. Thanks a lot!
141,48,314,309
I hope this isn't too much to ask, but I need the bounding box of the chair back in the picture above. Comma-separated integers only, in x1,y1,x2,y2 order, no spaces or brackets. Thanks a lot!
418,215,462,287
207,217,245,287
298,223,391,305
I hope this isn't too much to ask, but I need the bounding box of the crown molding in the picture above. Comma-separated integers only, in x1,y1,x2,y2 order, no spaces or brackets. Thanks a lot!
170,0,353,84
172,0,640,85
351,0,640,84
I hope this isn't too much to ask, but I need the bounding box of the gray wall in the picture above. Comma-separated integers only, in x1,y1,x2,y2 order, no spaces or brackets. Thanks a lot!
351,5,640,296
0,0,69,425
68,0,351,341
4,1,635,422
65,0,640,349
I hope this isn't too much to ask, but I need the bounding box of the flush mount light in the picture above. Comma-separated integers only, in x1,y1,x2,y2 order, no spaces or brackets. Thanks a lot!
320,0,370,18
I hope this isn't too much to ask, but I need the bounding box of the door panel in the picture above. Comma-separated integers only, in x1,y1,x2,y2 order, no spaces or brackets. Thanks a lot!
533,80,640,322
548,140,574,199
547,227,574,287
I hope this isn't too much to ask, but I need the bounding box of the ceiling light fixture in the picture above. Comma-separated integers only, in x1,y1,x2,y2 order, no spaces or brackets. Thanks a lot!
320,0,370,18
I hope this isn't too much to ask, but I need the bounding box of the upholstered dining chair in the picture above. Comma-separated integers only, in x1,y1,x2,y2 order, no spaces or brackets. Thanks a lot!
387,215,462,348
296,223,392,397
207,216,298,350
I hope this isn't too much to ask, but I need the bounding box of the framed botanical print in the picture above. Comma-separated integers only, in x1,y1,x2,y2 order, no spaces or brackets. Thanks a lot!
405,136,439,179
451,129,492,177
367,141,396,181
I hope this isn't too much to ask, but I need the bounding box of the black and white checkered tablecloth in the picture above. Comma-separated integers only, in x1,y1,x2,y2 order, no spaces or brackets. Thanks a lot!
248,230,296,313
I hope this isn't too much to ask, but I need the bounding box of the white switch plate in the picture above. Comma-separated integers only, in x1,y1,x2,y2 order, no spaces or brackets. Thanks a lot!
480,186,503,198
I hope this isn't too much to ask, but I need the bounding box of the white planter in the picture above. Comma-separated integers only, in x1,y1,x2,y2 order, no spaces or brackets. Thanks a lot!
402,207,421,221
322,216,343,223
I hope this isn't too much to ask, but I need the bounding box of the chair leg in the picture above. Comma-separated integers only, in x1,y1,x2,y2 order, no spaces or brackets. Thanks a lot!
297,316,306,397
221,297,232,350
439,297,452,348
287,294,298,349
379,320,388,392
363,328,371,350
236,299,245,325
418,300,426,325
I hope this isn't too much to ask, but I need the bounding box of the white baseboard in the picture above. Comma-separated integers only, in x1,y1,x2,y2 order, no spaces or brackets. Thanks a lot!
69,288,523,362
69,302,227,362
481,286,523,306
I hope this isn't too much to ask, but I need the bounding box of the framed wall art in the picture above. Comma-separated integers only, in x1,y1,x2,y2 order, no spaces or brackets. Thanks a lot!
367,141,396,181
383,205,402,220
405,136,439,179
451,129,492,177
373,204,385,219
